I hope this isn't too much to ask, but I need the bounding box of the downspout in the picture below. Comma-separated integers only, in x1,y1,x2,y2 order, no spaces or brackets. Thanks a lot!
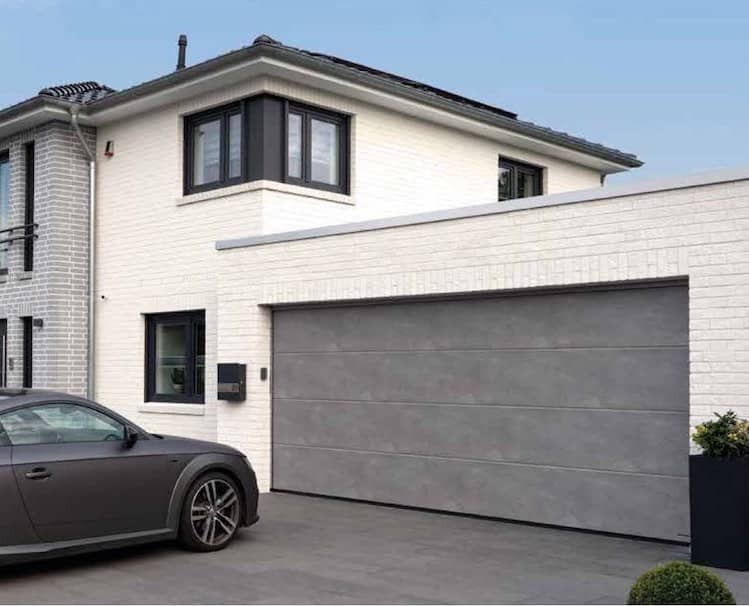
70,110,96,400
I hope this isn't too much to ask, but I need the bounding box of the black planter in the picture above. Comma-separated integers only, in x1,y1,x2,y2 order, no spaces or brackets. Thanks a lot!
690,454,749,570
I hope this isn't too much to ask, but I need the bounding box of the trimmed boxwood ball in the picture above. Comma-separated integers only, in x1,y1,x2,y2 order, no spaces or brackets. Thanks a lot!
627,562,735,605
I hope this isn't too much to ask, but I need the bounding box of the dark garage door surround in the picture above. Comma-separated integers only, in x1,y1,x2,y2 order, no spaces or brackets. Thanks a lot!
271,282,689,542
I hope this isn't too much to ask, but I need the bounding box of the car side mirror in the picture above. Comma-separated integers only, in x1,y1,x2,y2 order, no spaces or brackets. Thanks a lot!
124,425,139,448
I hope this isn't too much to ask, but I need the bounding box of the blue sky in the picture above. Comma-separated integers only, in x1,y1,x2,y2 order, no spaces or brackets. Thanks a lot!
1,0,747,183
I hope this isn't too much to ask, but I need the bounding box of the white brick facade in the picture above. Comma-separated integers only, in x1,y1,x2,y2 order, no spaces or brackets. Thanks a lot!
95,132,749,492
93,77,605,460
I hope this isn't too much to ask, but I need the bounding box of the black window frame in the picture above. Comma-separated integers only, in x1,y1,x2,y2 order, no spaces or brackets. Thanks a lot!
283,101,349,195
145,310,205,404
24,141,34,272
0,151,9,276
498,157,544,202
184,102,246,195
21,316,32,388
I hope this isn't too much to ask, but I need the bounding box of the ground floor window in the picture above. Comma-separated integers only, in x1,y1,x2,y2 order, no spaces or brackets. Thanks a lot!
145,310,205,403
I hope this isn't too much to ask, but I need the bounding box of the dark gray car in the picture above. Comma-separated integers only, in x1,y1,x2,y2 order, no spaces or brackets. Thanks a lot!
0,389,258,564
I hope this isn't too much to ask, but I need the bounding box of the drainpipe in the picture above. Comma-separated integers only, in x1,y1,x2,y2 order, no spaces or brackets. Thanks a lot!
70,110,96,400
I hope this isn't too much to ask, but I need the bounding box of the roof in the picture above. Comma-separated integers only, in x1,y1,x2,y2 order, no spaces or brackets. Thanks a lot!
0,35,641,169
38,81,116,105
0,80,115,135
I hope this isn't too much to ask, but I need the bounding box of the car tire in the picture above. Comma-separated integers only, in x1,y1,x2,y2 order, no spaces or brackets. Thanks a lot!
179,471,242,552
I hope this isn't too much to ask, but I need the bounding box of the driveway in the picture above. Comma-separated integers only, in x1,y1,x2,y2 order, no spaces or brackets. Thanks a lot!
0,492,746,604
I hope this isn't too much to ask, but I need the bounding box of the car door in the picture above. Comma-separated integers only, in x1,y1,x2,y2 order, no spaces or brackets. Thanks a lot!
3,402,184,543
0,425,38,548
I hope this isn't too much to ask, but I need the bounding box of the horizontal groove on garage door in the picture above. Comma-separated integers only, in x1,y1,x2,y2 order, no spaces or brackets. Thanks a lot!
275,345,688,354
271,284,689,541
275,397,687,413
274,444,687,479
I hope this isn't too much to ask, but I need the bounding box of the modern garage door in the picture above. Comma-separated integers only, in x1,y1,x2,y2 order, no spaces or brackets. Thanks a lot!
272,283,689,541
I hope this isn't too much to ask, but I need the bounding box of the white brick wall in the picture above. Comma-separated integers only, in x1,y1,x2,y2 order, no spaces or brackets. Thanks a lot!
211,177,749,490
94,75,604,453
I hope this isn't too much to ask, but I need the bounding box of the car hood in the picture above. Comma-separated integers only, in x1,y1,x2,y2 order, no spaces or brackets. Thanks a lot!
153,434,245,457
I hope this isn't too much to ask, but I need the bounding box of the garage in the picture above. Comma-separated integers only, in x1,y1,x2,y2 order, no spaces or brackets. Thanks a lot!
271,282,689,541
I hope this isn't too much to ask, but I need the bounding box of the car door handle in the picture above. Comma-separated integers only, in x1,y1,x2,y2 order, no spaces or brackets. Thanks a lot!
25,468,52,480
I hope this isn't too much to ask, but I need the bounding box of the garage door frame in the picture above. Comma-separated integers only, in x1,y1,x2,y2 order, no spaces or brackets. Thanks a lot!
268,276,689,541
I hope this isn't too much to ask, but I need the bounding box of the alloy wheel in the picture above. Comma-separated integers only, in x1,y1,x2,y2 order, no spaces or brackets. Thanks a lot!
190,478,240,546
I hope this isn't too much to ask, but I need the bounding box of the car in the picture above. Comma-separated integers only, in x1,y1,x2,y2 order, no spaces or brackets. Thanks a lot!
0,388,258,565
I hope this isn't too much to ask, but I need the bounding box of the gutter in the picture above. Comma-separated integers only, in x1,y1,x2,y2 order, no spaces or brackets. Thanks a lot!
69,110,96,400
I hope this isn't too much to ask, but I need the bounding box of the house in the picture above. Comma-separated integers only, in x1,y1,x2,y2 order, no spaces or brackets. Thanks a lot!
2,33,748,544
0,82,109,396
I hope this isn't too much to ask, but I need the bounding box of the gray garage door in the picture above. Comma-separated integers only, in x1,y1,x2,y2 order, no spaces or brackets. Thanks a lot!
272,283,689,541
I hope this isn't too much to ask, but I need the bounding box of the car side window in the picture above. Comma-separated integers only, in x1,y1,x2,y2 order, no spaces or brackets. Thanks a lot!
0,421,9,446
0,403,125,446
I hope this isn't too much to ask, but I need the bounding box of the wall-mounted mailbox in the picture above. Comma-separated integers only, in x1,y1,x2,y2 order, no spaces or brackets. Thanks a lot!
217,363,246,401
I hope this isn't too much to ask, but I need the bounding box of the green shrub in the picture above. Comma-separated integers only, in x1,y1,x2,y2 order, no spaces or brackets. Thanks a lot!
693,410,749,458
627,561,735,605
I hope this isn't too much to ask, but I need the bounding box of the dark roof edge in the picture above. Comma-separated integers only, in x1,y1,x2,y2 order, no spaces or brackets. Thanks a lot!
0,95,76,128
216,164,749,251
87,43,642,169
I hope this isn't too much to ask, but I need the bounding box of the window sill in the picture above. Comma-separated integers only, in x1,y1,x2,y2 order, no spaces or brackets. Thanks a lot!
139,402,206,416
177,180,354,207
16,271,33,281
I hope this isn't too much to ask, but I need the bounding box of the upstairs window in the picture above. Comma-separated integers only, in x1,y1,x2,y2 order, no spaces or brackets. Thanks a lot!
182,95,350,197
185,104,243,194
286,103,349,194
498,158,543,201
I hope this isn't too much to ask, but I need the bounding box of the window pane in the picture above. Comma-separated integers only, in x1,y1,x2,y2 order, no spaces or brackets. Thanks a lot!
194,320,205,395
155,322,188,396
1,404,124,445
517,170,538,198
498,165,512,201
0,157,9,271
310,119,339,185
228,113,242,179
192,119,221,186
287,113,303,179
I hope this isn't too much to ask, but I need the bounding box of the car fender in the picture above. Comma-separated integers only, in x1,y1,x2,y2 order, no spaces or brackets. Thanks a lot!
165,453,258,531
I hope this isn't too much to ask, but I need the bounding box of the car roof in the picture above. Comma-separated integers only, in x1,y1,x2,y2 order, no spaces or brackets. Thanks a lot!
0,389,93,413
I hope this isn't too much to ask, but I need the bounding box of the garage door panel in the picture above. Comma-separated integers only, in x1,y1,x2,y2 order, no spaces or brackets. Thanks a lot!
273,286,687,353
273,348,687,410
272,284,689,540
272,445,689,541
273,400,688,476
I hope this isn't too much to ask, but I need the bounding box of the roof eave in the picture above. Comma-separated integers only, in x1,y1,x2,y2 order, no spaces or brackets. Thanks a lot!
85,43,641,170
0,96,82,140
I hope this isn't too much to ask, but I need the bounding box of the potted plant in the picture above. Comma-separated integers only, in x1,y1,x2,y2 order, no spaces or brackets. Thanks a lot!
170,367,185,394
691,411,749,570
628,561,734,605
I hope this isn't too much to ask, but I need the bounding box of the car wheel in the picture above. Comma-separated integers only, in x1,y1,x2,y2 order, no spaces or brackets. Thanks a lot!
179,472,242,552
